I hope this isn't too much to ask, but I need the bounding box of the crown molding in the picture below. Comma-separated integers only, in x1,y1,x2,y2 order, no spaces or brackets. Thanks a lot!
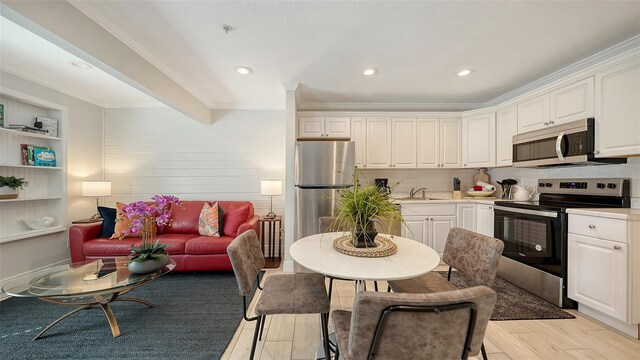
69,0,213,108
297,102,482,112
0,66,106,108
484,34,640,107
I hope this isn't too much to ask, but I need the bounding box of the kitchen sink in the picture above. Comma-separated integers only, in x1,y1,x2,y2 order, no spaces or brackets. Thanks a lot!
393,197,429,201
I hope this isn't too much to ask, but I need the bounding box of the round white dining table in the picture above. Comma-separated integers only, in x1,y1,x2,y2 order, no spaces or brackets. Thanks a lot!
289,232,441,282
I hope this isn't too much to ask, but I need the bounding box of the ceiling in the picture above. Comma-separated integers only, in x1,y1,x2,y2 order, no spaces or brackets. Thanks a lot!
3,1,640,110
0,16,159,107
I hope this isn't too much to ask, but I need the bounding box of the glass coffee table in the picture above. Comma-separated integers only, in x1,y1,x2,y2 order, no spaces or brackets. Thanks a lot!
2,257,175,340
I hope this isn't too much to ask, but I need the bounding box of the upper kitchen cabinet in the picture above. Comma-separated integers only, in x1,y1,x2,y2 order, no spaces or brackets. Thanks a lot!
518,78,595,134
550,77,595,124
366,118,393,168
462,113,496,168
392,118,417,168
298,116,351,139
417,118,461,168
351,117,367,168
495,106,517,167
595,56,640,158
518,94,550,133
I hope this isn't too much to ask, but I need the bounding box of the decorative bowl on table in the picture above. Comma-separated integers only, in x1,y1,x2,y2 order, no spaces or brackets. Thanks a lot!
465,190,495,197
22,217,55,230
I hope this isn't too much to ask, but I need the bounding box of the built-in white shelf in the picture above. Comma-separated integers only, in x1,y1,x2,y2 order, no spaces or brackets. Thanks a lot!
0,164,62,170
0,226,66,243
0,196,62,203
0,127,62,141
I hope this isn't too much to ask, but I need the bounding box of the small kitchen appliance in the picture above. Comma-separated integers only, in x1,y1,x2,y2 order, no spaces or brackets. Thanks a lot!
494,177,630,308
374,178,391,195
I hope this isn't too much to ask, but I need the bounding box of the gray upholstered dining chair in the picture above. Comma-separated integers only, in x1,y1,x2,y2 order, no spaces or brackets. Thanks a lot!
331,286,497,360
388,227,504,360
227,230,331,360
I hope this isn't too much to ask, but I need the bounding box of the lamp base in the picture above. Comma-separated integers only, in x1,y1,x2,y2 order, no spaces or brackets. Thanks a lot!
90,213,103,220
264,212,277,219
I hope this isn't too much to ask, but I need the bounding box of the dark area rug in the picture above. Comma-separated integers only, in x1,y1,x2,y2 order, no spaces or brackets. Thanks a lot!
439,271,575,321
0,272,252,360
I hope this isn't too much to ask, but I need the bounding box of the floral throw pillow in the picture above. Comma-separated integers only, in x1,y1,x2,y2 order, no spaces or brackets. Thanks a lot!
199,202,221,237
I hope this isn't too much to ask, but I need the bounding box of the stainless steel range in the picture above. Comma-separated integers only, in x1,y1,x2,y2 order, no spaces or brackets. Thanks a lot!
494,178,630,308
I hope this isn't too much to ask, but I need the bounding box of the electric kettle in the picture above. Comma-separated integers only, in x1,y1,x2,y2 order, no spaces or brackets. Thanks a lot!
511,185,537,201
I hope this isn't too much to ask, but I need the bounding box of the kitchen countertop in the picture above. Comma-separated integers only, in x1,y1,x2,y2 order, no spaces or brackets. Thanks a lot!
566,208,640,221
389,192,504,205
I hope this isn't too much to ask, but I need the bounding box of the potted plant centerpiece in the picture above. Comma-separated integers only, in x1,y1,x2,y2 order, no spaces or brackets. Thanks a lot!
120,195,182,273
0,176,28,199
331,173,403,248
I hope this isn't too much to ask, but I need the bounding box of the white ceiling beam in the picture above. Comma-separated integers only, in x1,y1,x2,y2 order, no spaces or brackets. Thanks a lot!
0,1,212,124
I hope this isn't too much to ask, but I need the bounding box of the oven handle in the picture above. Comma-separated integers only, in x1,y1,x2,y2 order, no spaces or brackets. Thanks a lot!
494,205,558,218
555,131,566,161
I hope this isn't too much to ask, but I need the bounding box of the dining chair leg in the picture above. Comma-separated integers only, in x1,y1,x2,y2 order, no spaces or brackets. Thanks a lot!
387,285,391,292
374,281,379,292
328,277,334,303
250,316,262,360
320,313,331,360
481,342,488,360
258,315,267,341
335,342,340,360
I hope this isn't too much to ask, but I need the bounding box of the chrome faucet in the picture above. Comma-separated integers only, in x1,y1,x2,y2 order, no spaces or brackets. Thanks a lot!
409,187,428,199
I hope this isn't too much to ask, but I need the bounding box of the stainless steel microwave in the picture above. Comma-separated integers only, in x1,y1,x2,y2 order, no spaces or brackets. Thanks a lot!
512,118,626,167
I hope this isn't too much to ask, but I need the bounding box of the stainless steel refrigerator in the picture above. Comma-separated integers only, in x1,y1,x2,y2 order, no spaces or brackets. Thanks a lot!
295,141,355,241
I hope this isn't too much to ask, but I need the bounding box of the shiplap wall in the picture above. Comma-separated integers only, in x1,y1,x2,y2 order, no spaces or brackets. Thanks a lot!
103,108,285,216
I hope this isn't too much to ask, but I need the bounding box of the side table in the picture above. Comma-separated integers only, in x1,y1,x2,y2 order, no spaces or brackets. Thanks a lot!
259,216,282,268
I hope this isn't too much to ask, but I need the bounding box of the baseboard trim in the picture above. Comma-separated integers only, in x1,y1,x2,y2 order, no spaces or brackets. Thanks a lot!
0,258,71,302
578,304,639,339
282,260,294,273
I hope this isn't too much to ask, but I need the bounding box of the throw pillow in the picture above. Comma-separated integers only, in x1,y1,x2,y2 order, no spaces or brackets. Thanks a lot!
110,202,157,239
97,206,117,238
198,202,221,237
223,205,250,237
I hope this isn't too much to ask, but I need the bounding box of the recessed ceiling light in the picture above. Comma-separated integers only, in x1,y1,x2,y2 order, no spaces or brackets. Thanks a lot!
363,68,378,76
71,61,92,70
235,66,253,75
457,69,472,77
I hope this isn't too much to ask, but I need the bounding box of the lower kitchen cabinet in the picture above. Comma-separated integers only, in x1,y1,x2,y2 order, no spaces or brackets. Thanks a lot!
566,210,640,338
476,204,495,237
456,203,476,231
401,204,456,258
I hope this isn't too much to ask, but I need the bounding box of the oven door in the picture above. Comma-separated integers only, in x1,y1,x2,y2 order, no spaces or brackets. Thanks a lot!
494,206,564,277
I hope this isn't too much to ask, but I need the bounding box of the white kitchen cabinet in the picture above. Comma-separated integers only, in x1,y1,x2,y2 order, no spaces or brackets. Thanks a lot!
566,210,640,338
550,77,595,124
568,233,628,322
401,204,456,258
476,204,495,237
518,94,550,133
366,118,393,168
595,56,640,158
456,204,476,231
391,118,417,168
417,118,461,168
351,117,367,168
462,113,496,168
298,116,350,139
495,106,518,167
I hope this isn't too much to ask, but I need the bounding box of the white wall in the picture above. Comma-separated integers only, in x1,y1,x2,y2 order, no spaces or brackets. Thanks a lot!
103,107,285,216
0,70,103,283
488,158,640,208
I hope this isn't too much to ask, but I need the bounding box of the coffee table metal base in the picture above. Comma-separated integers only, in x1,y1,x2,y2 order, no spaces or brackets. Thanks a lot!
34,291,155,341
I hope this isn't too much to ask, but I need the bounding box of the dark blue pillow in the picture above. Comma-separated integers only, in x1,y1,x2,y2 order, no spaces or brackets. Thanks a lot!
97,206,117,238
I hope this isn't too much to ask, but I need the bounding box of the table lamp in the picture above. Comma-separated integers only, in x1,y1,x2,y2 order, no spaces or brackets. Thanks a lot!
82,180,112,219
260,180,281,219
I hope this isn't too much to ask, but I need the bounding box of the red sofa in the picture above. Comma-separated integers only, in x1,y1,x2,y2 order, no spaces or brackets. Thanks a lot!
69,201,260,272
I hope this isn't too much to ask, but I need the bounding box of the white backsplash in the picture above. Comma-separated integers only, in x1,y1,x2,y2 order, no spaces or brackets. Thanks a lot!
488,157,640,208
360,168,478,195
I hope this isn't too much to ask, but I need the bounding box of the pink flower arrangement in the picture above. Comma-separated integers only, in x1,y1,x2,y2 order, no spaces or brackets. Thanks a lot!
121,195,182,238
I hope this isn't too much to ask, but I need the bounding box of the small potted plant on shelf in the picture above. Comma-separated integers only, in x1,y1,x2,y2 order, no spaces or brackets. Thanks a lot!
330,171,403,248
0,175,29,200
120,195,182,273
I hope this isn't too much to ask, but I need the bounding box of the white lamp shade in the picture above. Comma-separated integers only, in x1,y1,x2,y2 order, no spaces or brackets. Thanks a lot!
260,180,282,196
82,181,112,197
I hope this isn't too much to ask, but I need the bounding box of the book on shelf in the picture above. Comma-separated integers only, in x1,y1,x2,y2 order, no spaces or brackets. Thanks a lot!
21,144,53,166
7,124,49,135
0,104,4,127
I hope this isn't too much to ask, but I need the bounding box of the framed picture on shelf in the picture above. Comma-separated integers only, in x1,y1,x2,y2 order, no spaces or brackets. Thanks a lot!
35,117,58,137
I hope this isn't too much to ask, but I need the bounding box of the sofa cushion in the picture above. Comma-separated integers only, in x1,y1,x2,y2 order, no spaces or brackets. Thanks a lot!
164,201,206,234
185,235,236,255
84,238,141,256
97,206,117,238
198,202,221,237
147,234,194,255
223,205,250,237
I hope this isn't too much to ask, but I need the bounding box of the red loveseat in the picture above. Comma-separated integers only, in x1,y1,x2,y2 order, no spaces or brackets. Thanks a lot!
69,201,260,272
